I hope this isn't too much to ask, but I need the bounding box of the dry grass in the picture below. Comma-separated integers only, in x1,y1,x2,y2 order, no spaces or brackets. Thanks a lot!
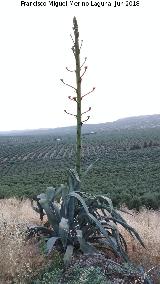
0,199,159,283
0,198,46,284
119,208,160,273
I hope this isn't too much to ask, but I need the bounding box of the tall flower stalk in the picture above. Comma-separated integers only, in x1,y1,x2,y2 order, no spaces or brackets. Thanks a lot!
61,17,95,178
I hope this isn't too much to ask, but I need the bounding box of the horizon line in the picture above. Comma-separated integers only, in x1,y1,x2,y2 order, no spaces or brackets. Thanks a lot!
0,113,160,133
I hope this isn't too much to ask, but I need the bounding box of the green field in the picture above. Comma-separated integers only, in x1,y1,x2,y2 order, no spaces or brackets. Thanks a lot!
0,127,160,209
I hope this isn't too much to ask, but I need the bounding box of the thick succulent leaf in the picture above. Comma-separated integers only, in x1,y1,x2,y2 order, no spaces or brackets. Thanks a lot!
68,192,119,255
37,193,46,199
63,244,74,266
111,228,129,261
39,199,59,234
76,230,98,255
106,216,145,248
47,236,59,254
46,187,56,202
59,217,69,248
68,168,80,192
68,196,75,226
117,217,145,247
110,209,133,235
69,168,80,180
87,212,121,255
86,195,113,215
76,211,88,228
96,195,113,213
68,192,89,214
60,185,69,218
31,196,46,220
144,277,154,284
61,184,69,197
84,214,123,258
112,210,129,225
82,223,96,239
51,201,61,223
54,185,63,202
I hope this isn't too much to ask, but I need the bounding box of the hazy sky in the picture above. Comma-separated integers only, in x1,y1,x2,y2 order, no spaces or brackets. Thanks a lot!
0,0,160,131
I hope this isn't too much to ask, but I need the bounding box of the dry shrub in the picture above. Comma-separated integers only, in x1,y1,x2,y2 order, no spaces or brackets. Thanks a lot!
0,198,46,284
119,208,160,270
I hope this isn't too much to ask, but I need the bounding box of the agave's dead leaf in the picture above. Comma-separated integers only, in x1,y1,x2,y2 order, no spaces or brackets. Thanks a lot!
119,232,128,253
101,208,112,218
47,236,59,254
76,230,98,255
59,217,69,248
98,237,117,249
39,199,59,234
64,244,74,266
27,226,55,239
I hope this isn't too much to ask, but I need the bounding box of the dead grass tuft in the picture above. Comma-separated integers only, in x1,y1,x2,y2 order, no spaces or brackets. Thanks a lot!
0,198,45,284
119,208,160,270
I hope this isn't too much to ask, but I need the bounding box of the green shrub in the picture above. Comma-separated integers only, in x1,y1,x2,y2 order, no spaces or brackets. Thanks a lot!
128,196,142,211
141,193,160,210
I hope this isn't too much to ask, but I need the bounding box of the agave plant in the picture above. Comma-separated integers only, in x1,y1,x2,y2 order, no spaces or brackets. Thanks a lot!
28,169,145,266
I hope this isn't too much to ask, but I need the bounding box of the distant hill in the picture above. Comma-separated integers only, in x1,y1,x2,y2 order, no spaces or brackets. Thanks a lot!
0,114,160,136
111,114,160,129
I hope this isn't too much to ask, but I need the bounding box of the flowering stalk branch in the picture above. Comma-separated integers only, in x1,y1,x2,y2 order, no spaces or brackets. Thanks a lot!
64,110,77,117
81,107,91,115
81,116,90,125
80,66,88,79
81,87,96,99
80,57,87,69
66,67,75,72
60,79,76,91
68,96,77,102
